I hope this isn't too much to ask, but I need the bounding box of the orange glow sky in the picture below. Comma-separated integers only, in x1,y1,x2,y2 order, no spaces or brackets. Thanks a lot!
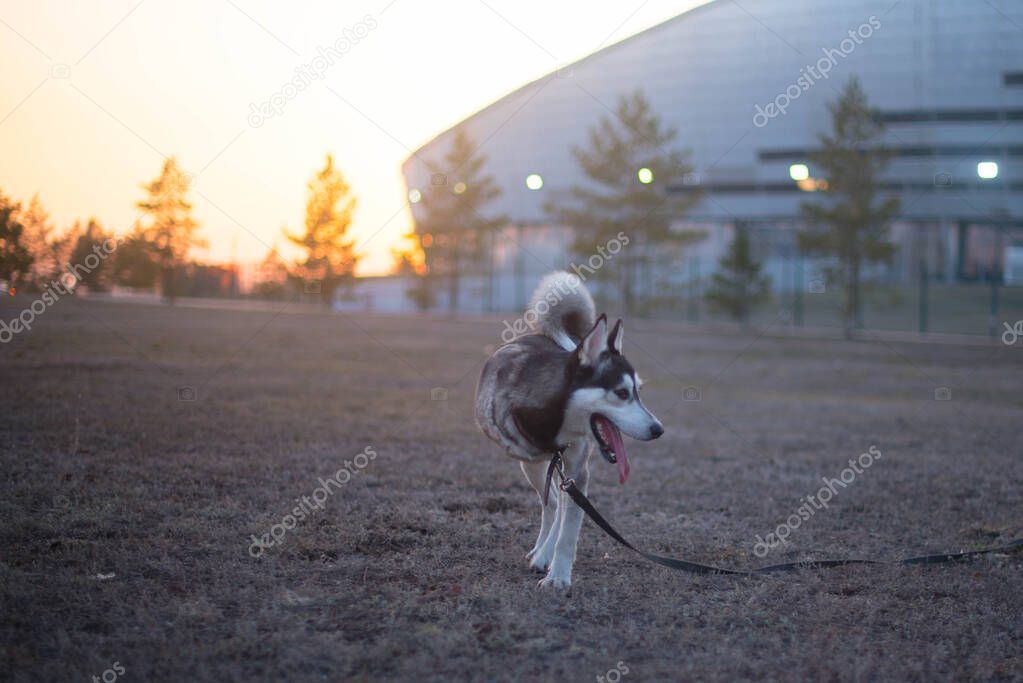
0,0,708,275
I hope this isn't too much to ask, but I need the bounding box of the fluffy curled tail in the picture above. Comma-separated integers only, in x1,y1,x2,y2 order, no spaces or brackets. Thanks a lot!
528,271,596,351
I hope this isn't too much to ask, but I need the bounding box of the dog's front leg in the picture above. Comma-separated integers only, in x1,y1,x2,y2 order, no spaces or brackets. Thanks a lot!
538,440,590,590
521,460,559,570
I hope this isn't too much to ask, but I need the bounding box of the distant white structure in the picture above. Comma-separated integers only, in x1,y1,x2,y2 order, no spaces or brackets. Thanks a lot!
399,0,1023,311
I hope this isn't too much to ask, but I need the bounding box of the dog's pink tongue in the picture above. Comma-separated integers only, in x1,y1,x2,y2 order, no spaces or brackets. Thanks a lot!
607,424,630,485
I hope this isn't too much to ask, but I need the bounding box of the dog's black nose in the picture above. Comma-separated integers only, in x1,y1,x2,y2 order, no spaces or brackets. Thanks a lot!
649,423,664,439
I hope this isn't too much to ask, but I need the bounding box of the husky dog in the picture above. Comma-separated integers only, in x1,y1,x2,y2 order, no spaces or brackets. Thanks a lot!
475,271,664,589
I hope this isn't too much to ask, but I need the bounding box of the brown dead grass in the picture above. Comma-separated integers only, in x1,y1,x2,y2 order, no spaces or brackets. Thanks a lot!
0,297,1021,682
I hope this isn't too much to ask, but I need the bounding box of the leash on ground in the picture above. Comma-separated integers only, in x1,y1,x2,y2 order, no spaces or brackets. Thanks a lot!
544,452,1023,576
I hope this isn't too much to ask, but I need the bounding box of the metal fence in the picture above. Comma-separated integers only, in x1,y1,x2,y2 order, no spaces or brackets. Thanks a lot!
605,262,1023,339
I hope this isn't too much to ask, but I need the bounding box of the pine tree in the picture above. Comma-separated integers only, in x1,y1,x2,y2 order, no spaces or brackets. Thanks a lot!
799,77,899,338
20,194,59,289
68,219,113,292
547,90,703,313
391,236,434,311
113,229,161,289
135,158,205,303
285,154,358,306
252,245,290,301
415,130,505,312
0,190,32,286
704,223,770,323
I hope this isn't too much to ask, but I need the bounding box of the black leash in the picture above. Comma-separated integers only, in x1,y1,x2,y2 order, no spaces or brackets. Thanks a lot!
544,453,1023,576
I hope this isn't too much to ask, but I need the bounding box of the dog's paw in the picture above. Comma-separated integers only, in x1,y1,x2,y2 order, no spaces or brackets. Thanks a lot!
537,571,571,591
531,543,556,572
529,543,555,572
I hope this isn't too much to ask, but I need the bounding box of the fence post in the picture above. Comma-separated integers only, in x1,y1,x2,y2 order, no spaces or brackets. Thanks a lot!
685,256,693,322
793,251,804,327
918,259,929,335
687,255,700,322
515,224,526,309
486,228,494,313
988,267,1000,339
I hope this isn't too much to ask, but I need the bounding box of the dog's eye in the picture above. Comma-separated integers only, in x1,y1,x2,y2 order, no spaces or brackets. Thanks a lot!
615,388,629,400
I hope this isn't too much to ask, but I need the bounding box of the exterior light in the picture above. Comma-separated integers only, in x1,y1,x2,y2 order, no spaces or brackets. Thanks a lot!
453,181,466,194
408,188,422,203
789,164,809,181
525,173,543,190
797,178,828,192
977,161,998,179
637,167,654,184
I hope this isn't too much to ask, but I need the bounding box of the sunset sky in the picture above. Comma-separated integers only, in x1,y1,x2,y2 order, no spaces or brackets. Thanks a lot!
0,0,708,275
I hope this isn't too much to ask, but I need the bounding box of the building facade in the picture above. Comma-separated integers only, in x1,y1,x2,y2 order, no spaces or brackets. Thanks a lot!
400,0,1023,312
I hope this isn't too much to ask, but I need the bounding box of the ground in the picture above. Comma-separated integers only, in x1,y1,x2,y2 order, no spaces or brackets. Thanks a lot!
1,297,1021,682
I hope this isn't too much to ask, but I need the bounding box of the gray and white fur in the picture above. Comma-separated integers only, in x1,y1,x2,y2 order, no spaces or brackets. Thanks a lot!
475,271,664,589
529,271,596,352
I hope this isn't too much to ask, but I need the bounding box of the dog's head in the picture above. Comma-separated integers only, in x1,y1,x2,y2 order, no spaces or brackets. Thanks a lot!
569,315,663,484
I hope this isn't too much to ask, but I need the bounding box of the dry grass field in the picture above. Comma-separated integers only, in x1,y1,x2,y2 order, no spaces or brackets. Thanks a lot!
1,297,1021,682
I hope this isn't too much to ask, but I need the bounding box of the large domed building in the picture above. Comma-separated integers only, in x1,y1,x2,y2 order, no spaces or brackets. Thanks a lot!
400,0,1023,312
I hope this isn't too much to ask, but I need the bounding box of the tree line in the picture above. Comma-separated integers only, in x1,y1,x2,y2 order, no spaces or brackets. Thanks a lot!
398,76,898,338
0,154,361,306
1,75,897,335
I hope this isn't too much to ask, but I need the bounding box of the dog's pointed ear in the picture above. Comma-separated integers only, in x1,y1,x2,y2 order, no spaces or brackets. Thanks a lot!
577,314,608,366
608,318,623,355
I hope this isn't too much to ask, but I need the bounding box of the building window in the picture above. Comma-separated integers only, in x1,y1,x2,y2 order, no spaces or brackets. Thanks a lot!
879,108,1023,123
